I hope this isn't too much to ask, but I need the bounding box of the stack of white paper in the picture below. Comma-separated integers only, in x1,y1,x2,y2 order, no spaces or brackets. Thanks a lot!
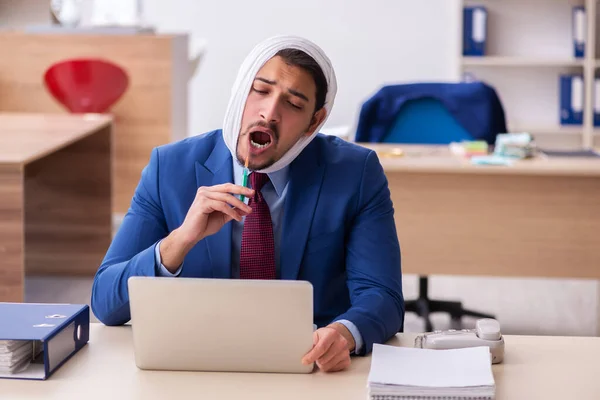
367,344,495,400
0,340,33,374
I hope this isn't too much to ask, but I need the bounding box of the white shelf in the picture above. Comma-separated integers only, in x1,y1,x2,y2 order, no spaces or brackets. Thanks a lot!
459,0,598,149
462,56,585,67
510,126,584,135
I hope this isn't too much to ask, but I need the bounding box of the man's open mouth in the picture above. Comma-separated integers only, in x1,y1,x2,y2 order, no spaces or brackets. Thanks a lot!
249,130,273,149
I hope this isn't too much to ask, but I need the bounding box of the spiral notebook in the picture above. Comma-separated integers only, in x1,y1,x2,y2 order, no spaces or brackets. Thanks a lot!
367,344,496,400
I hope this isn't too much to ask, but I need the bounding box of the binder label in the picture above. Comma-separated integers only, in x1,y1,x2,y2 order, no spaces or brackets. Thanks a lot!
571,76,583,113
573,7,586,58
574,8,586,45
472,9,486,43
48,321,77,372
595,79,600,113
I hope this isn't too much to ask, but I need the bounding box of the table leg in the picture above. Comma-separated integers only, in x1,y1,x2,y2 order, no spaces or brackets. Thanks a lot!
0,165,24,302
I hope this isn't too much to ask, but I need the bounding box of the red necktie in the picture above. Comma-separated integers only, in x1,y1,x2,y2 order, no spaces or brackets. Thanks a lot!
239,172,276,279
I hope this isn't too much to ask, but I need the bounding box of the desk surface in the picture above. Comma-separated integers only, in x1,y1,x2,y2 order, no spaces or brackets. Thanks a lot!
1,323,599,399
0,113,113,165
360,143,600,177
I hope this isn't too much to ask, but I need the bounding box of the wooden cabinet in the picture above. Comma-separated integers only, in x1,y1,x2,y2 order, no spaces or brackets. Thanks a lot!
0,32,190,213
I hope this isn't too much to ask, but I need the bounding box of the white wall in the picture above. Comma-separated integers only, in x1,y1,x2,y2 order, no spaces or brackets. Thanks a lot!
0,0,461,137
0,0,50,27
139,0,461,137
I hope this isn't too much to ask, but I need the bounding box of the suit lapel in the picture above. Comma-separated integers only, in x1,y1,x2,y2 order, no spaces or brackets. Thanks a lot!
195,137,233,279
281,141,325,280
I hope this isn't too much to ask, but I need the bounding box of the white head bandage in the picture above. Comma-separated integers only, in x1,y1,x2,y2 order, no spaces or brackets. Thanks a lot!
222,35,337,173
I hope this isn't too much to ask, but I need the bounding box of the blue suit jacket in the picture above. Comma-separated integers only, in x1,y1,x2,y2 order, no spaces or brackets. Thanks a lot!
355,82,507,144
90,130,405,355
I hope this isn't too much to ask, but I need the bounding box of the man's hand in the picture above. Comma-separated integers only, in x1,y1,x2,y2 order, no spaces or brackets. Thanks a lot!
160,183,254,272
301,323,355,372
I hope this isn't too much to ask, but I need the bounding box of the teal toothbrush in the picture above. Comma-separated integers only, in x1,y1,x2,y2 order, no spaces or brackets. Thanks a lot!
240,154,249,203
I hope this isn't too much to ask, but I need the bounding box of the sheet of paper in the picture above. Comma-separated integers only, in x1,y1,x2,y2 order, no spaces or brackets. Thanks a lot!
367,344,495,388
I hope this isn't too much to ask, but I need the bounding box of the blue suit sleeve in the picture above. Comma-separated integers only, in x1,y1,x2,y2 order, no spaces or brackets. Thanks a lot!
155,240,183,277
91,147,170,326
333,150,404,355
335,319,364,354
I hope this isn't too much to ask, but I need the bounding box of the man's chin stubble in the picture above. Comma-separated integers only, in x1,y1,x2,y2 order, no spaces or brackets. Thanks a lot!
236,152,276,171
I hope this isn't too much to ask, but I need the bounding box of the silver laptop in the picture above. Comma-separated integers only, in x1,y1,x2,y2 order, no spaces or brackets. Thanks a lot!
127,276,315,374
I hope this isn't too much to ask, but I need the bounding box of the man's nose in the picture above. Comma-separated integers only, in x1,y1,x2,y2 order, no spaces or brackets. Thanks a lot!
259,98,281,124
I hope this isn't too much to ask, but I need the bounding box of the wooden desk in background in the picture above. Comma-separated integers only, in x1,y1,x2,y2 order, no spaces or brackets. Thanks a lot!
0,113,112,302
361,144,600,280
0,31,189,214
1,323,599,399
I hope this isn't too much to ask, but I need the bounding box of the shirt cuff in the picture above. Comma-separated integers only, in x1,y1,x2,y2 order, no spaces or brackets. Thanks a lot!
336,319,363,355
154,240,183,277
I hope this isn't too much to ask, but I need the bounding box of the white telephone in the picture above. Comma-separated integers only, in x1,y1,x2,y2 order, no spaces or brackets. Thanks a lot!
414,318,505,364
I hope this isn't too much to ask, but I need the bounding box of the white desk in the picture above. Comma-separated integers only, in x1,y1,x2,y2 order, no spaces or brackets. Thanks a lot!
1,323,599,399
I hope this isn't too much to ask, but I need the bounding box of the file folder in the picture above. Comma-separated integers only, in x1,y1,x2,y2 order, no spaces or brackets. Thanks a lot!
559,75,584,125
594,77,600,127
0,303,89,380
463,6,487,56
572,6,586,58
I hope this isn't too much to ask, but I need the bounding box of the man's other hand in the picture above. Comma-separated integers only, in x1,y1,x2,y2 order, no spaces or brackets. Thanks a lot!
301,323,355,372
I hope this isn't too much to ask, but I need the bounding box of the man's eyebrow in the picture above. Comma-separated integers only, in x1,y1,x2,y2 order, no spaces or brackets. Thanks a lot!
254,77,309,102
288,88,309,102
255,77,276,85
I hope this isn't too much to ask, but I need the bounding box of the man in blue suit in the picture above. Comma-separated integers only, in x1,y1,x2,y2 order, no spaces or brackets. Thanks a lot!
91,35,404,372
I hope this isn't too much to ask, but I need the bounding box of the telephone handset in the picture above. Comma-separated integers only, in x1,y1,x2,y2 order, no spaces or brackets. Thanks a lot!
414,318,505,364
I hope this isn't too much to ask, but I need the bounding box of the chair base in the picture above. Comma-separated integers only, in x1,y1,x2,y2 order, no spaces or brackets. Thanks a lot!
405,276,495,332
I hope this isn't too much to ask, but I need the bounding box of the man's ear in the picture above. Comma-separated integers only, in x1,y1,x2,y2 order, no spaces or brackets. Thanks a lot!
304,108,327,137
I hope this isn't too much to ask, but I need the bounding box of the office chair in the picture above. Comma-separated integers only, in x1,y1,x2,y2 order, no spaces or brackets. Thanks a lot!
355,82,507,332
43,58,129,113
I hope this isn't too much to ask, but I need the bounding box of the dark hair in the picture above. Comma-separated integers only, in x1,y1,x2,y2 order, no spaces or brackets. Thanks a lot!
275,48,327,113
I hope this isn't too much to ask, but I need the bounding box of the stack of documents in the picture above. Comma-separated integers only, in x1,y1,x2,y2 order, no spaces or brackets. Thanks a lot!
493,133,536,159
0,340,33,374
367,344,496,400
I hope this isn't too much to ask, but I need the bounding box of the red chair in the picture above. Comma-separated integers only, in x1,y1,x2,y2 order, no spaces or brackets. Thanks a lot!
43,58,129,113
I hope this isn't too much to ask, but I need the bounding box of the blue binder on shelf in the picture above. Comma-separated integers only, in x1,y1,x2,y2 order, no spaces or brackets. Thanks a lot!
463,6,487,56
572,6,586,58
594,77,600,127
0,303,89,380
559,75,584,125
